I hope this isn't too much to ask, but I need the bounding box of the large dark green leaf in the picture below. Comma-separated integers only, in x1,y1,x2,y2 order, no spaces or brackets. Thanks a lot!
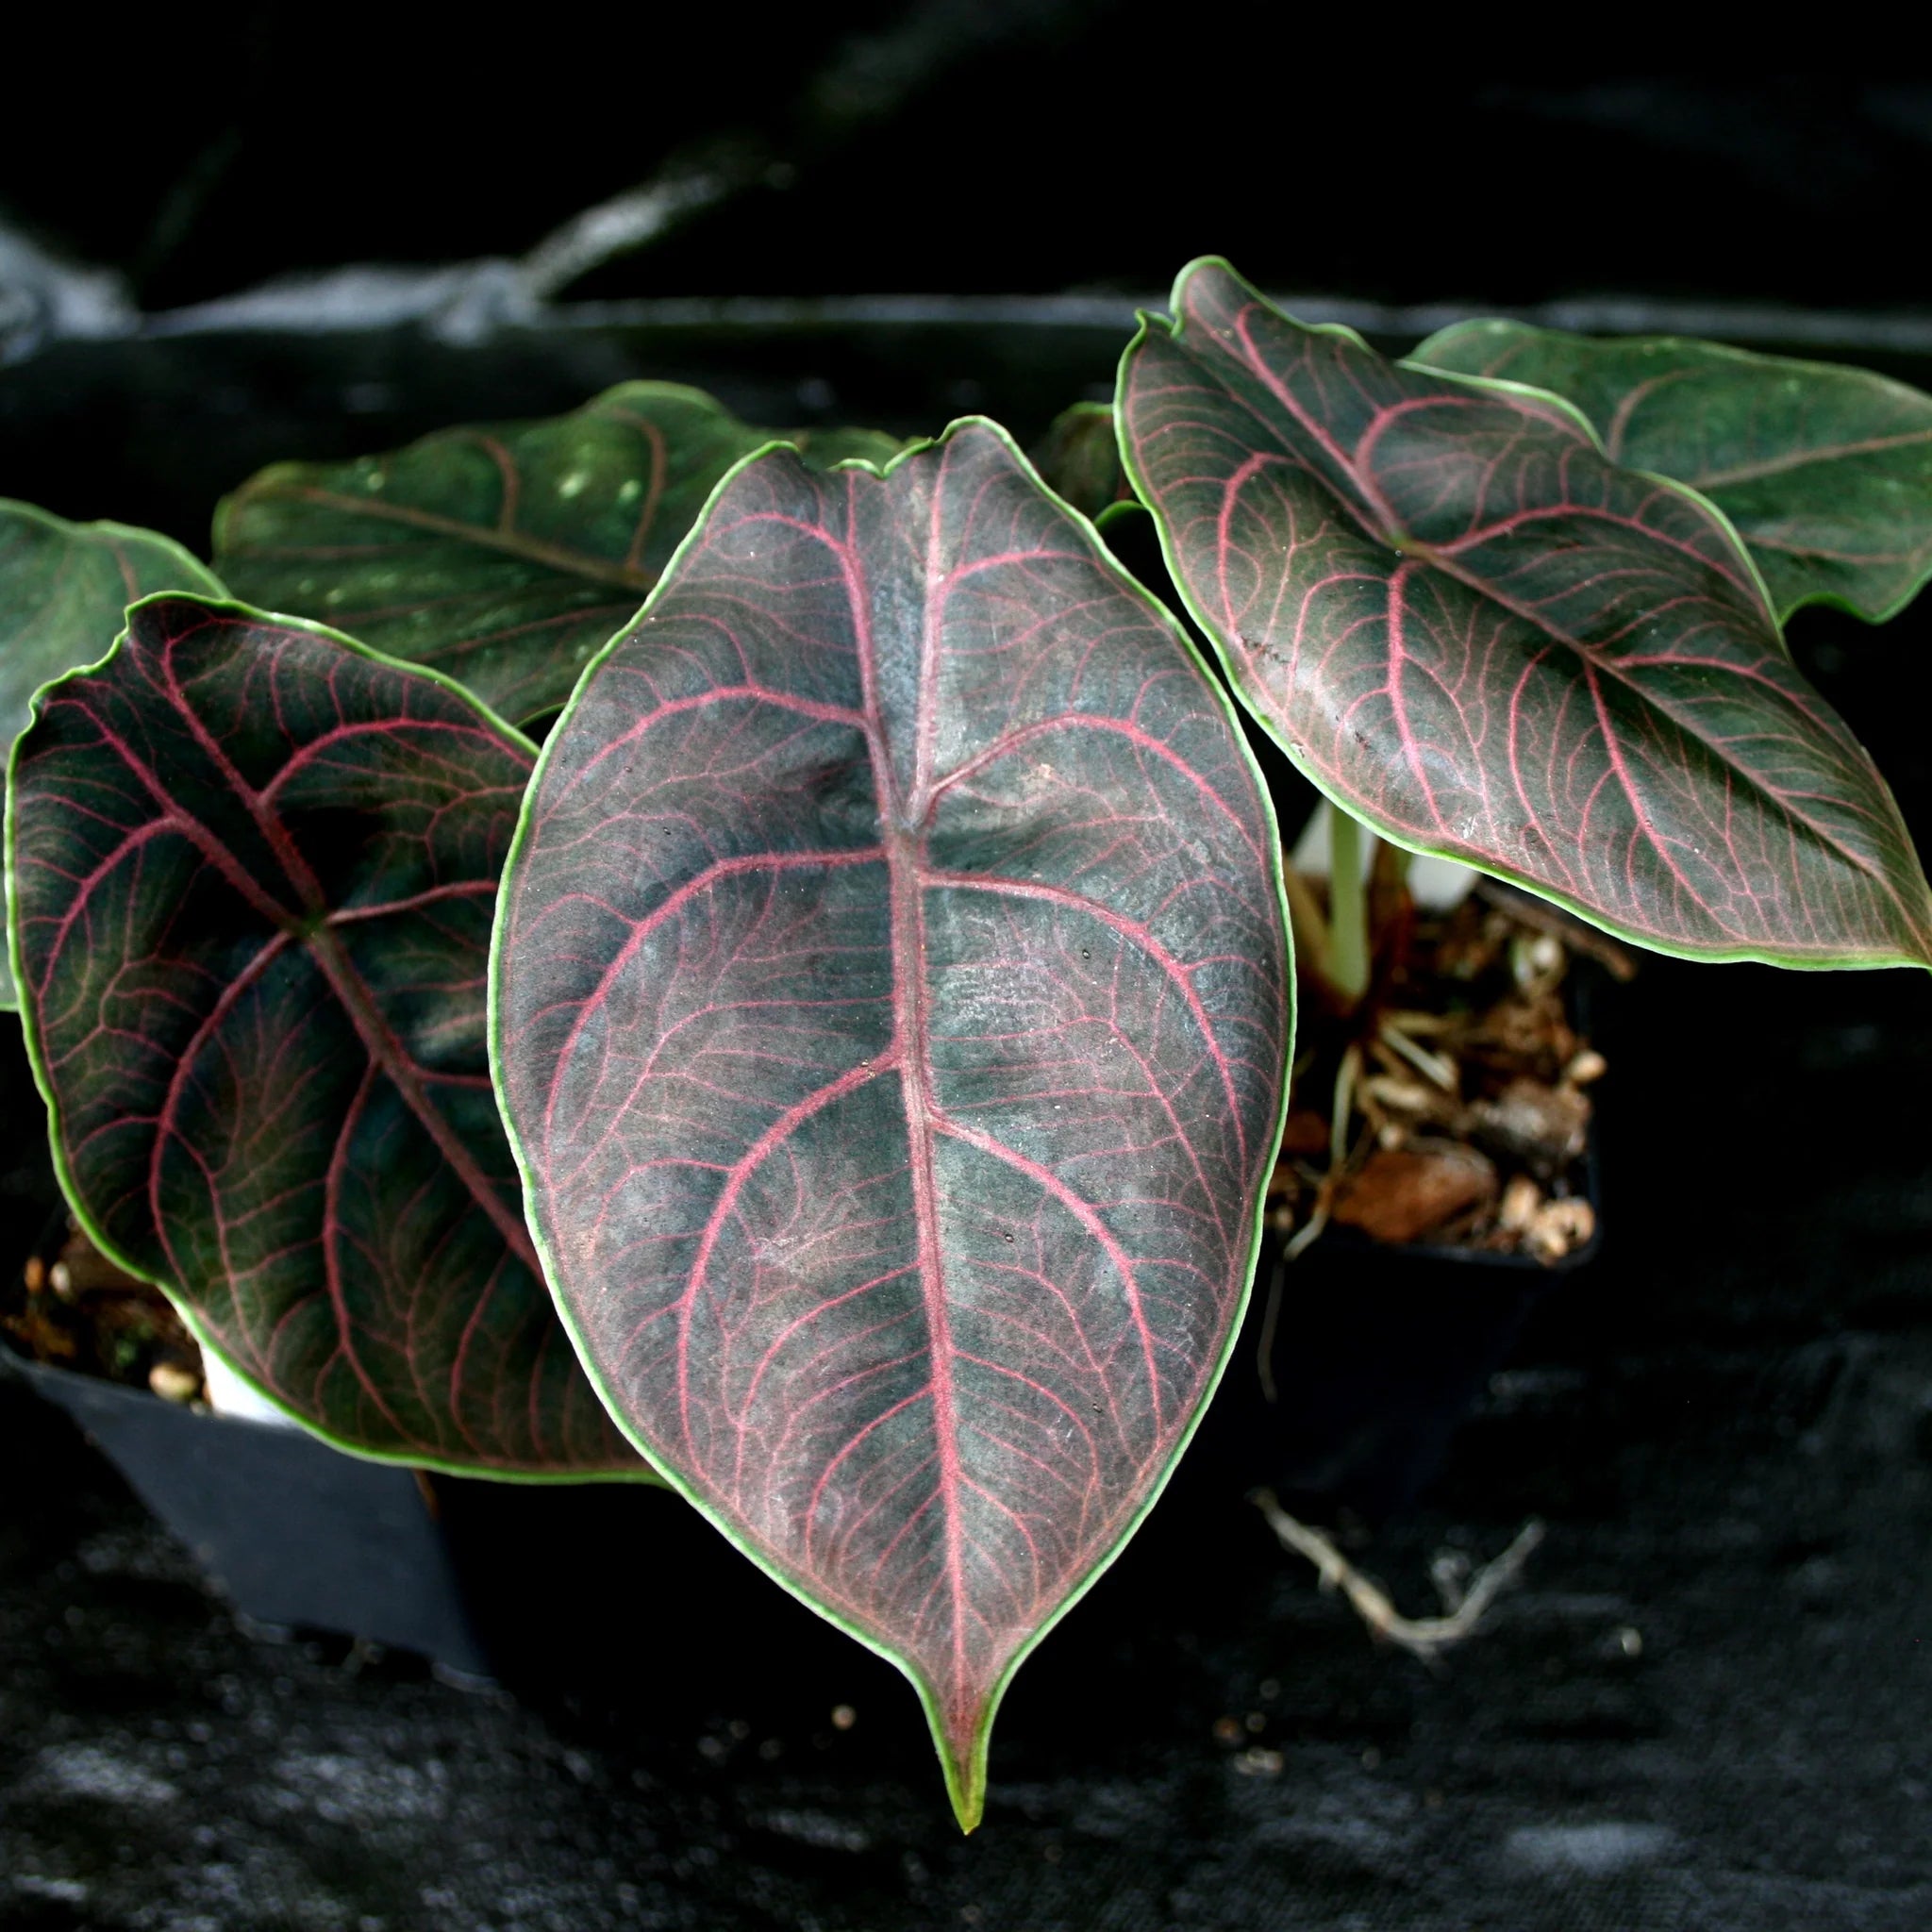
8,594,649,1477
492,423,1291,1824
1120,258,1932,971
0,501,224,1008
213,382,902,726
1411,321,1932,624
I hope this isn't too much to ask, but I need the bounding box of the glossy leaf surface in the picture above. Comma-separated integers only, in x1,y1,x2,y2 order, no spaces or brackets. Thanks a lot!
493,423,1290,1823
0,501,224,1008
1412,321,1932,623
1121,259,1932,969
9,596,646,1475
214,383,902,726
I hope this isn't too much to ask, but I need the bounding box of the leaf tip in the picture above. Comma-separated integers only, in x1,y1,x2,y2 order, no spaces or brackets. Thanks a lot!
923,1690,991,1835
943,1745,987,1836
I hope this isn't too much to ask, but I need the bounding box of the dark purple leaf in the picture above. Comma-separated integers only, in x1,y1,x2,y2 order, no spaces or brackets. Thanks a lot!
1120,258,1932,970
492,423,1291,1824
9,596,647,1476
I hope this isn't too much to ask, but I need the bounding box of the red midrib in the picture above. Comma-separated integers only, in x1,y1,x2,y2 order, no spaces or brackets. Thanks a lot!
886,821,967,1695
841,468,974,1709
145,616,545,1275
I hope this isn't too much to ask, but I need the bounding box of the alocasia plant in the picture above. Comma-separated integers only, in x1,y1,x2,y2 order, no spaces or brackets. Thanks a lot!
490,422,1291,1825
5,258,1930,1830
4,391,902,1472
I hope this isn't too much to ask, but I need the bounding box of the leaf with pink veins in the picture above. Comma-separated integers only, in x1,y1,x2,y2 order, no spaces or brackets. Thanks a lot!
9,595,651,1477
1119,258,1932,972
491,422,1291,1824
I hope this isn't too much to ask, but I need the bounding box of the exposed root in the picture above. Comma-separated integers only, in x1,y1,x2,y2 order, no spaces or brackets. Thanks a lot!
1253,1489,1543,1657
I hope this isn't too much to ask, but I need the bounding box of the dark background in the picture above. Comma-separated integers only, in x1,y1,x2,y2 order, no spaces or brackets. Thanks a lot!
6,16,1932,314
4,28,1932,1932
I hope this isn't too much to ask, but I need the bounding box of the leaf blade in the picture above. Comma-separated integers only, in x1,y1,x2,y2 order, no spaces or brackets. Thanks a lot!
213,383,901,726
1119,258,1932,971
491,422,1291,1822
8,594,649,1476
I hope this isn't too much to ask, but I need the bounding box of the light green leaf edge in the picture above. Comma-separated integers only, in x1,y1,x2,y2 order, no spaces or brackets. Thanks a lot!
486,416,1296,1829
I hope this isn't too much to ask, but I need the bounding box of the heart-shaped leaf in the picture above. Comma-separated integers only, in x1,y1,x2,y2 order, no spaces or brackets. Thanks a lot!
492,422,1291,1824
8,594,649,1476
213,382,902,727
1120,258,1932,970
0,501,225,1008
1409,321,1932,625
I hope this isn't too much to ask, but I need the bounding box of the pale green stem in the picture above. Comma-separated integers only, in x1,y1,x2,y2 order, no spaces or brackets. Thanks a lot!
1325,806,1373,1003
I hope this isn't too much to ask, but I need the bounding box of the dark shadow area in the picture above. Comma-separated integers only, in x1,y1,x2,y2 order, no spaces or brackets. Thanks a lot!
8,33,1932,314
8,854,1932,1924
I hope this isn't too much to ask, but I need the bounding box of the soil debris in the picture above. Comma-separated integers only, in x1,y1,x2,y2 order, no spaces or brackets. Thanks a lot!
1270,890,1611,1261
147,1361,202,1404
1468,1077,1591,1175
3,1222,202,1395
1276,1108,1330,1158
1332,1144,1497,1245
1524,1197,1596,1264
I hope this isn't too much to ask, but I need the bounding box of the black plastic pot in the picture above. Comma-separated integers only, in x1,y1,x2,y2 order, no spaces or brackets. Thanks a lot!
1221,1239,1580,1526
1196,958,1610,1525
1,1336,827,1707
0,1344,494,1675
0,1128,495,1675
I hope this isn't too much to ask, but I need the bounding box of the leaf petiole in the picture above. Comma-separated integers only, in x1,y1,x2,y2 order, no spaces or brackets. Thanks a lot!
1326,807,1373,1004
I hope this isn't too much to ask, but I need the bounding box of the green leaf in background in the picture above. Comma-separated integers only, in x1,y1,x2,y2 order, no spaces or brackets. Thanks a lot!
1410,322,1932,625
213,383,903,727
1027,400,1129,520
0,500,225,1009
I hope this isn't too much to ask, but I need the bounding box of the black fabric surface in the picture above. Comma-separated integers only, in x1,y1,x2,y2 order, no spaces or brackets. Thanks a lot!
6,986,1931,1932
